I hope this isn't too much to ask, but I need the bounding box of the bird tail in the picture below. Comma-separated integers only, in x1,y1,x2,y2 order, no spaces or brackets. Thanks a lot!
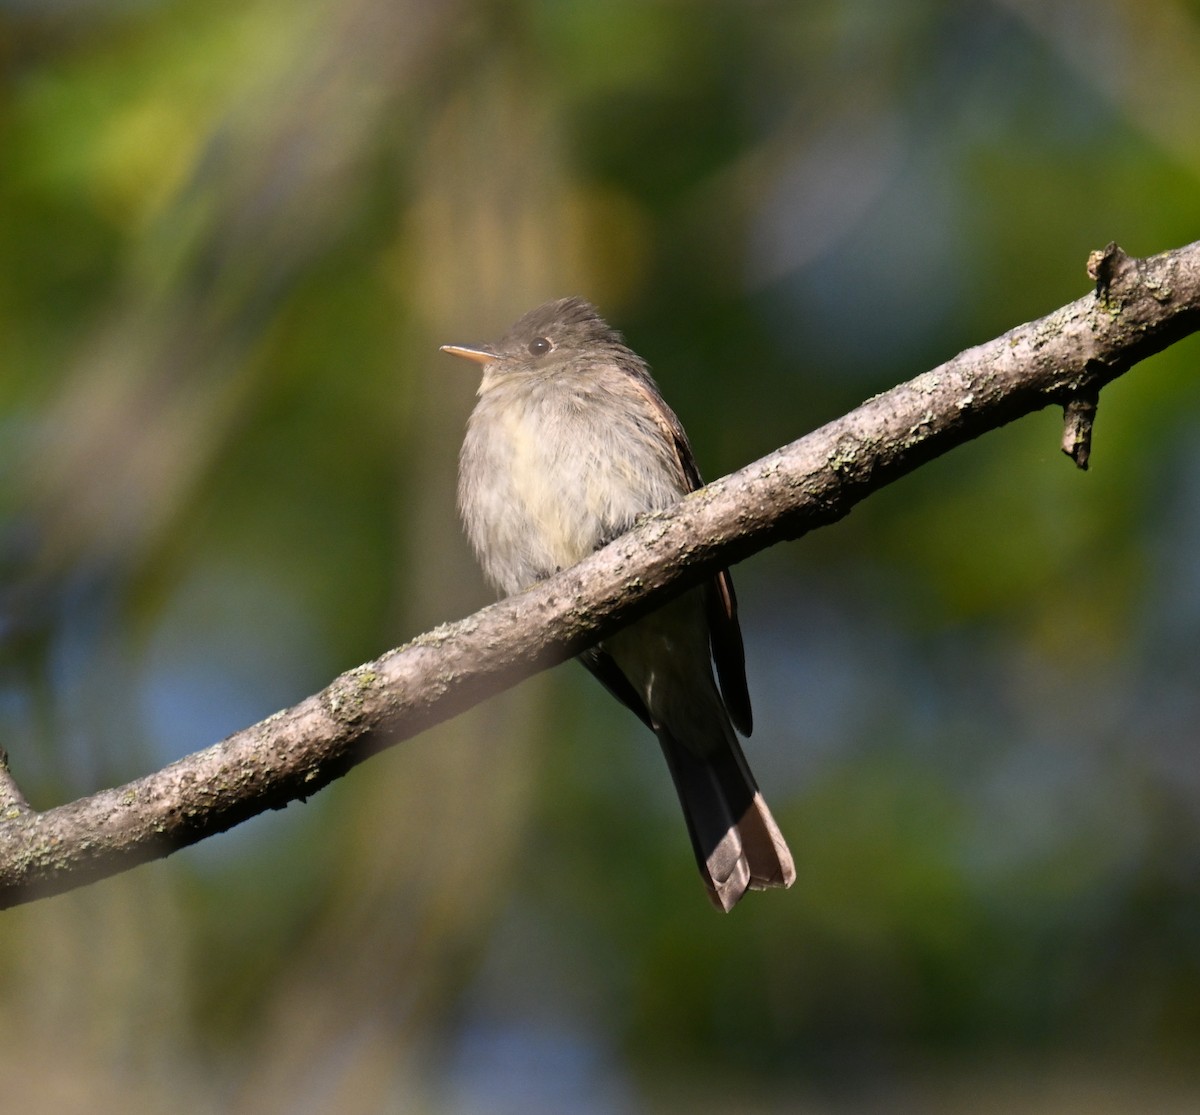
657,730,795,912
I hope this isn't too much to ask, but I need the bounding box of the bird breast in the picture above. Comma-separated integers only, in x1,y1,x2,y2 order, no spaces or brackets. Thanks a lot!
458,371,686,596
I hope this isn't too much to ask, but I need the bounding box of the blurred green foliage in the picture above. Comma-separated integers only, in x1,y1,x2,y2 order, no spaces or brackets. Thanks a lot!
2,0,1200,1111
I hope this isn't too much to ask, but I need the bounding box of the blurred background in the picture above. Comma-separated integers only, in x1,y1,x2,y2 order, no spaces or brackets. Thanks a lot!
2,0,1200,1111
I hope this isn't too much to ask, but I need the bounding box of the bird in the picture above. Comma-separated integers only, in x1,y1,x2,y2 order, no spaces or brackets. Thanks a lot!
442,296,794,911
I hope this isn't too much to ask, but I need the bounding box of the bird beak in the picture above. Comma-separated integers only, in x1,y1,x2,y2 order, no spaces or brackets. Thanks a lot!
440,344,498,366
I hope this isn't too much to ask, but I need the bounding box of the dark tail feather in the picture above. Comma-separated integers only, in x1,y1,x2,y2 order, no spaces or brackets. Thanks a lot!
657,731,795,912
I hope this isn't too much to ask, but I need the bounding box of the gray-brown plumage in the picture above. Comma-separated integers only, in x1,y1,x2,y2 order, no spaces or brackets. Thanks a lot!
443,297,794,911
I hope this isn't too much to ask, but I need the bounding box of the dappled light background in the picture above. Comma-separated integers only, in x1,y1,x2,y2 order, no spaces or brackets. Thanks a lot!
3,0,1200,1111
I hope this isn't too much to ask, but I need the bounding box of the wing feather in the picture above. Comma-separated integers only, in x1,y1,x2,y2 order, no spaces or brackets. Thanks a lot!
626,374,753,736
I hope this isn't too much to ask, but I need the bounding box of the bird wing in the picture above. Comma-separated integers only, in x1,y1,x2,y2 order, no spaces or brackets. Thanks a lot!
627,373,754,737
579,646,655,729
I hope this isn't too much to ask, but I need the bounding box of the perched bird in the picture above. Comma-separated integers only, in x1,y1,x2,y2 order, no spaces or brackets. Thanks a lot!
443,297,794,911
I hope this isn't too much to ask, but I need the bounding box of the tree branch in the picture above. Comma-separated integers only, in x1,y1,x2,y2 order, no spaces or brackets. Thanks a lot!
0,751,33,820
2,240,1199,908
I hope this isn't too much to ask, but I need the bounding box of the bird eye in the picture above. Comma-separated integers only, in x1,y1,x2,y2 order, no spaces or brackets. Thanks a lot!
528,336,552,356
